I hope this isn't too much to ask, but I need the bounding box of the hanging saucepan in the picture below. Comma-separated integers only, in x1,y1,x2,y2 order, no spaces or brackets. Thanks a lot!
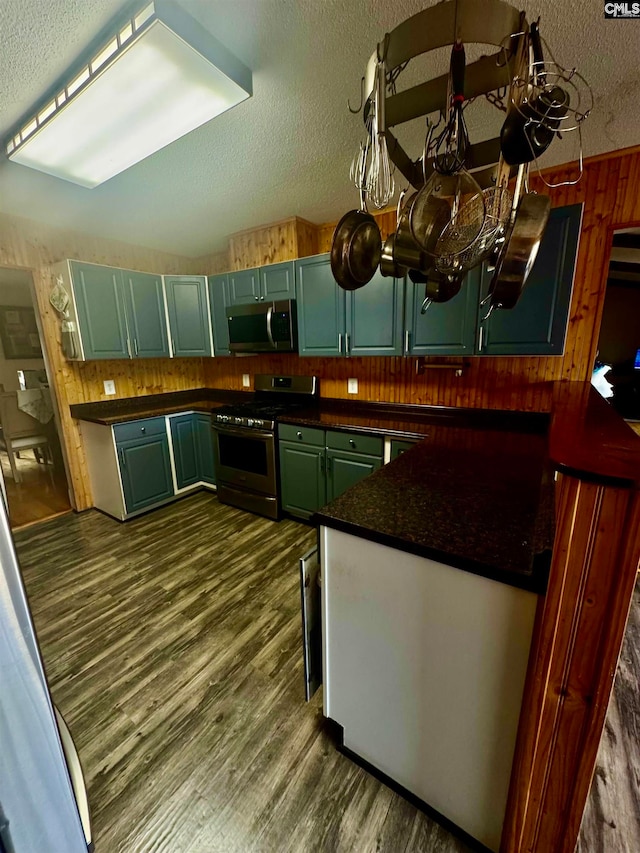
486,190,551,311
500,22,570,166
394,191,437,273
330,189,382,290
417,270,463,313
380,234,407,278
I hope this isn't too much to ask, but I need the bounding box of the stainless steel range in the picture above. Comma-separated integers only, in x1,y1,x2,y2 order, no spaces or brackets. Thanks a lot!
212,374,318,519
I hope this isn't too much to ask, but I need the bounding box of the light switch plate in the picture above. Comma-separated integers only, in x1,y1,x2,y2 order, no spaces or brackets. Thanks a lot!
348,378,358,394
103,380,116,396
242,373,250,388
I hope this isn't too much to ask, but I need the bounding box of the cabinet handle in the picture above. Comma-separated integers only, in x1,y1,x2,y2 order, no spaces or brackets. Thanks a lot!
260,295,264,301
119,448,126,468
255,295,259,301
297,431,303,439
320,453,325,473
405,330,410,354
338,333,343,353
133,338,138,356
171,338,176,356
140,426,146,433
345,332,350,357
479,324,484,352
349,439,355,447
126,337,132,358
326,455,332,473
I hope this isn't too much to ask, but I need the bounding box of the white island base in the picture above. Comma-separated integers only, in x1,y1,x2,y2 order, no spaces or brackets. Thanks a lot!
320,526,538,853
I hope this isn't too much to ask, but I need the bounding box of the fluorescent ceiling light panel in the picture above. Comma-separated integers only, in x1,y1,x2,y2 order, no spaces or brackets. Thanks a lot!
5,0,252,188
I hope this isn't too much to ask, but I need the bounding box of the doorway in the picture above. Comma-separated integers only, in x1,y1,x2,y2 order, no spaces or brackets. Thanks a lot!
594,229,640,434
0,267,71,528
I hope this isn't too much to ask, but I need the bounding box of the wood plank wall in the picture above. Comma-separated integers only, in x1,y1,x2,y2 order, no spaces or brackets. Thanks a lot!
0,212,206,510
204,146,640,412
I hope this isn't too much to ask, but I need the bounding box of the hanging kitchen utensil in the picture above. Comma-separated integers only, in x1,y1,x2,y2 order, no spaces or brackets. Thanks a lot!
49,275,79,359
331,144,382,291
500,21,570,166
380,234,407,278
485,165,551,312
409,42,485,258
366,36,395,210
394,190,433,273
418,271,463,314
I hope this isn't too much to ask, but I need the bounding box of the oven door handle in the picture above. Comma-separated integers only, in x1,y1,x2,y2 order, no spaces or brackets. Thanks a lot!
213,424,274,440
266,305,275,348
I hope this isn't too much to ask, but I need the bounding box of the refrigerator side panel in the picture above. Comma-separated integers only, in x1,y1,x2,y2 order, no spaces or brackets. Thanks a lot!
0,503,87,853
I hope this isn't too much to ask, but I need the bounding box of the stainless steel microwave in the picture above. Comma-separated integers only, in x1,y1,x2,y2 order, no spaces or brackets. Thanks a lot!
227,299,298,353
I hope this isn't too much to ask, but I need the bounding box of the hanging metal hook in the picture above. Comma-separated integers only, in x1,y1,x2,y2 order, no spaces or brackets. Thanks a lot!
348,76,365,114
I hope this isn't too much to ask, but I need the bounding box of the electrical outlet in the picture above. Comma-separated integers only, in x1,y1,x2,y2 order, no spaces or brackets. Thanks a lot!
348,378,358,395
103,380,116,395
242,373,250,388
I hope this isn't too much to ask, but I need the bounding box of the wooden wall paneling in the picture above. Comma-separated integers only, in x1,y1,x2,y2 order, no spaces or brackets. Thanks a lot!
294,217,320,258
0,211,206,510
501,475,640,853
228,216,319,270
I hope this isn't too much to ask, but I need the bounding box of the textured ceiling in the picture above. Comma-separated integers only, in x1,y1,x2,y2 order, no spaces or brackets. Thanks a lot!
0,0,638,258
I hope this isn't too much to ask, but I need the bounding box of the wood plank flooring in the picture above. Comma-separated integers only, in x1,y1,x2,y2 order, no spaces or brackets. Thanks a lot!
577,578,640,853
15,493,472,853
2,451,71,529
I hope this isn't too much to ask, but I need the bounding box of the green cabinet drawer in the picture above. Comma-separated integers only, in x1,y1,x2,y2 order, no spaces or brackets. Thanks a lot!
278,423,325,446
279,440,326,519
113,417,167,443
390,439,418,460
326,449,382,503
326,430,383,457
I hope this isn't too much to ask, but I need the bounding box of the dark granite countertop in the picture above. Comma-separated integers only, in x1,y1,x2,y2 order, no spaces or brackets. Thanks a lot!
70,388,248,425
314,422,554,594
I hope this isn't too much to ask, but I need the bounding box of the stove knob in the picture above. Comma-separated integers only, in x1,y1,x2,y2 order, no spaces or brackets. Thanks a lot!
254,419,263,428
234,417,242,425
247,418,254,427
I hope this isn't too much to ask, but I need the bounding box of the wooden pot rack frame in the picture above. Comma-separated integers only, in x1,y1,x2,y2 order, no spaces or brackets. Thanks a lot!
366,0,526,189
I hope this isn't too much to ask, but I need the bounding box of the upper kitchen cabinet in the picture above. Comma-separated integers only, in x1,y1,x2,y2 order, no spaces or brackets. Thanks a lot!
296,254,404,357
405,267,482,356
296,254,345,356
260,261,295,300
164,276,213,357
477,204,583,356
208,274,231,357
121,269,170,358
66,261,130,360
227,268,260,305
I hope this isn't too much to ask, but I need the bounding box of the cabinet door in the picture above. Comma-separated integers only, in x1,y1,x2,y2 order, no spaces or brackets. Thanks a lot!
228,268,260,305
279,440,326,518
208,274,231,356
478,204,583,356
390,439,417,460
164,276,212,357
195,413,216,485
169,414,200,490
326,449,382,503
261,261,295,301
117,435,174,514
121,269,169,358
405,266,481,356
70,262,129,359
347,271,405,356
296,254,345,357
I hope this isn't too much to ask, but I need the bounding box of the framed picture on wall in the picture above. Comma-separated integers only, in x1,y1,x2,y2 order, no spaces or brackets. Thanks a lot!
0,306,43,359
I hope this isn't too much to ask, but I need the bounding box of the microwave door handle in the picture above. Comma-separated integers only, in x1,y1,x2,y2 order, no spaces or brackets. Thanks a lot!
266,305,275,348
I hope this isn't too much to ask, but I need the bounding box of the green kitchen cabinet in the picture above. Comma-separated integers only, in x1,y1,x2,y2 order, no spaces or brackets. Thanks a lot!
296,254,345,356
404,265,482,356
279,440,326,519
208,274,231,356
69,261,130,359
390,439,418,460
326,449,382,502
121,268,170,358
164,276,212,357
195,413,216,485
296,254,404,357
169,414,200,490
114,418,173,514
477,204,583,356
228,268,260,305
261,261,295,300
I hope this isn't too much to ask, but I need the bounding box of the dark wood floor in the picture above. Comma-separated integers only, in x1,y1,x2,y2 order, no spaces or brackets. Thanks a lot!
15,493,473,853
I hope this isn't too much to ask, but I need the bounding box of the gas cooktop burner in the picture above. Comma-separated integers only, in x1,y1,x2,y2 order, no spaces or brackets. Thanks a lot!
214,401,305,430
213,374,318,431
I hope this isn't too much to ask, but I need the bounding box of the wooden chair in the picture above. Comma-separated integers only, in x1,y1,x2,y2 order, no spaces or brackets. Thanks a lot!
0,392,52,484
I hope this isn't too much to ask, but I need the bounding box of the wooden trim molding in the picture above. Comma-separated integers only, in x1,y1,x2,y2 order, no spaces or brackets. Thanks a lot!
501,385,640,853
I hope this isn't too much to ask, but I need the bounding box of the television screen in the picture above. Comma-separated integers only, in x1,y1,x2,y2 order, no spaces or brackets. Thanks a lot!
635,348,640,370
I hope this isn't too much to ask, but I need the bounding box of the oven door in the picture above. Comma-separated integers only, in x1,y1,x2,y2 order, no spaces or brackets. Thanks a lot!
213,424,276,495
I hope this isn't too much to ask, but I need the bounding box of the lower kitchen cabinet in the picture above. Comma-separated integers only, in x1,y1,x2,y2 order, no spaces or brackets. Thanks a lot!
82,412,216,521
390,438,418,460
116,423,174,514
170,414,200,490
278,425,383,519
195,413,216,485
